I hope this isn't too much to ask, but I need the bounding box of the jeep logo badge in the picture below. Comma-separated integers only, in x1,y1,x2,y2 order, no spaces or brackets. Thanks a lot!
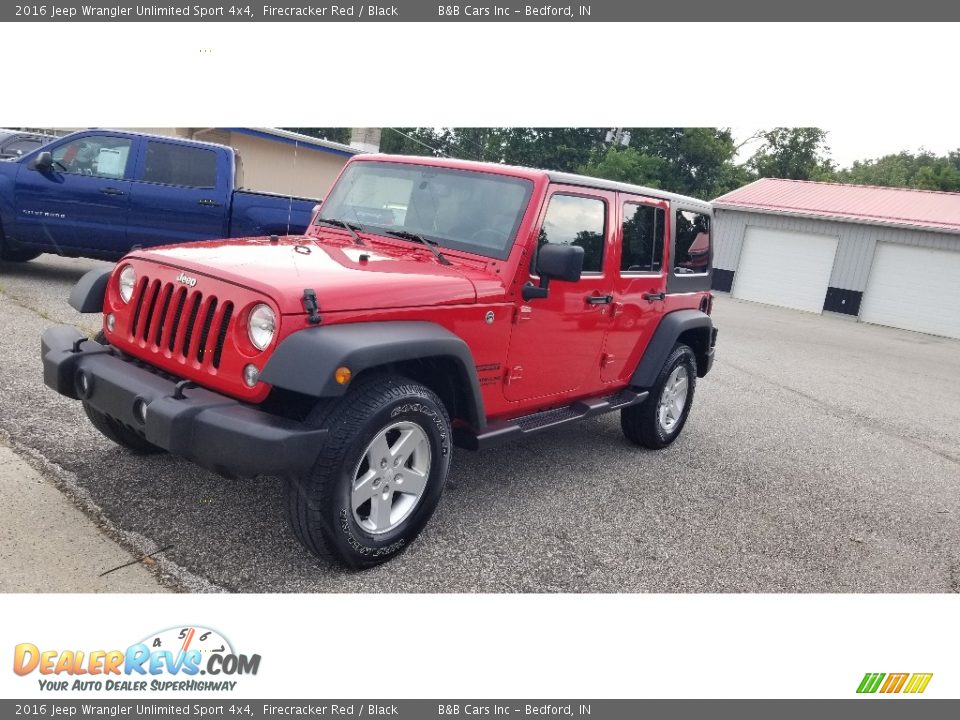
176,273,198,287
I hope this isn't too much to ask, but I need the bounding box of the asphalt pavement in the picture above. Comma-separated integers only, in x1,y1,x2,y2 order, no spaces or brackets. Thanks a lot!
1,254,958,592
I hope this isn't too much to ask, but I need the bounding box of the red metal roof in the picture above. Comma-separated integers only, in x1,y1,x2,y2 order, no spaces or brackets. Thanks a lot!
713,178,960,235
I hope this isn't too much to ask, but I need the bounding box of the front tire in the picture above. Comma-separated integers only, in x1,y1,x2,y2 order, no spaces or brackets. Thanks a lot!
286,374,452,568
621,343,697,449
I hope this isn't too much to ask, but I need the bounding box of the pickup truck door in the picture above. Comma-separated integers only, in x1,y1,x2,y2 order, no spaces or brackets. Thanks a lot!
598,194,669,384
503,186,615,403
13,133,133,254
126,139,230,247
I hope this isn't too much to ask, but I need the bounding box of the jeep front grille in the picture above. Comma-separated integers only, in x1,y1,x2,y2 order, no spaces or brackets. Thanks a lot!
129,277,234,369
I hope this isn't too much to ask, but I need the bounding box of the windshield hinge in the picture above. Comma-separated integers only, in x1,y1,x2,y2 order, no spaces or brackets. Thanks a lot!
302,289,321,325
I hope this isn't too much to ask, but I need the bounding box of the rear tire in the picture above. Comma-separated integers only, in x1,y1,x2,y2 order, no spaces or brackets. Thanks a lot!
621,343,697,449
286,374,452,568
81,331,164,454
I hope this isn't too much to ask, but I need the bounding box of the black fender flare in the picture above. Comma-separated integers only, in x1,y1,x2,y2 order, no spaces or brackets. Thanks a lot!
69,268,112,313
631,309,714,388
261,321,486,429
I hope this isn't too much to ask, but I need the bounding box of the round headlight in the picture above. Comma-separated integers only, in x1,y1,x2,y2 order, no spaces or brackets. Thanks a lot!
247,303,276,351
118,265,136,303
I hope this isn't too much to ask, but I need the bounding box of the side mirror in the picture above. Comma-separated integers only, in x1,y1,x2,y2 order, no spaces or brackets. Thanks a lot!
33,151,53,170
537,243,583,282
523,243,584,300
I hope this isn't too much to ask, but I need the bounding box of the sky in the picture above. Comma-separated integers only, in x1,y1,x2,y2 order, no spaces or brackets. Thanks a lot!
734,126,958,169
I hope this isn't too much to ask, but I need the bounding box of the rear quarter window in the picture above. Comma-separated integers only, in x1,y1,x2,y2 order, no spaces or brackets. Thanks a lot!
674,210,711,275
143,142,218,188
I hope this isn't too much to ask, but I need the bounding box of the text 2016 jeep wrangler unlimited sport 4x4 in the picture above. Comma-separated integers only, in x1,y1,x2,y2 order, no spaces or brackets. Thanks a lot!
42,155,717,568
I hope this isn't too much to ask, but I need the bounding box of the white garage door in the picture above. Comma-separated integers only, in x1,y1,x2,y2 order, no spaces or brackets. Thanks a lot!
733,226,839,313
860,243,960,340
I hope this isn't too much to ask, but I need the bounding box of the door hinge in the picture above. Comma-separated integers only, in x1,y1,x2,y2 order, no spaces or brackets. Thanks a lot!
505,365,524,385
600,353,616,368
513,305,533,324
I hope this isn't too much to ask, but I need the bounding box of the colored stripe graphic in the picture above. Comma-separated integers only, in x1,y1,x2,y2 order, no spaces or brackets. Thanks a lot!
880,673,909,693
857,672,932,694
857,673,885,694
903,674,933,694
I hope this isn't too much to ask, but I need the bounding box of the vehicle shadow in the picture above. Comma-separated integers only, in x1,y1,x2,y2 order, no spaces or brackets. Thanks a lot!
0,256,107,284
62,413,651,593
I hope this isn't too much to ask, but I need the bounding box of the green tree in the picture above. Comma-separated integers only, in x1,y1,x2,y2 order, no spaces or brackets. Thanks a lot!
835,150,960,191
379,128,448,156
499,128,607,172
747,127,834,180
578,128,750,199
578,146,664,186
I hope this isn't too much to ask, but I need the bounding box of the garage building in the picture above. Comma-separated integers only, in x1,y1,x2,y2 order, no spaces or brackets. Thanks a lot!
712,178,960,340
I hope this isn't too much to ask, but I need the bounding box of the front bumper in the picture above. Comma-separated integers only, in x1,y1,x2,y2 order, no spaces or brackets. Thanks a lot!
41,325,326,478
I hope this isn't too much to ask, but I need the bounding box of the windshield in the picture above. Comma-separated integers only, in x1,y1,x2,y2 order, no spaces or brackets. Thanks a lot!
318,161,534,260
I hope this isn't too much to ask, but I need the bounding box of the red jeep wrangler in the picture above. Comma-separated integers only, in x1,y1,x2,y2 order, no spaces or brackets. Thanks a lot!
42,155,717,568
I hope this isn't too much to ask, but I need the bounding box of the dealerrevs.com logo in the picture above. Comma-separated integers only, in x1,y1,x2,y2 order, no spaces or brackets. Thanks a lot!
13,626,261,693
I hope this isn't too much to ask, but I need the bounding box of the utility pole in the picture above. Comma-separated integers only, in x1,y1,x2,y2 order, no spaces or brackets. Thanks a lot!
350,128,382,153
604,128,631,147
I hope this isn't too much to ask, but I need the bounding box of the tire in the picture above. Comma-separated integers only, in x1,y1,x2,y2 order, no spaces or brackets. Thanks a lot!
621,343,697,449
0,227,40,263
286,374,452,568
81,331,164,455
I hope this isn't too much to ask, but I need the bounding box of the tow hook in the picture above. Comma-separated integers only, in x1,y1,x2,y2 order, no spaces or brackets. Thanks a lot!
172,379,198,400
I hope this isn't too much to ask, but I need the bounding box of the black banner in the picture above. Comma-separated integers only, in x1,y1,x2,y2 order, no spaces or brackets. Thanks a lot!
2,700,958,719
4,0,960,21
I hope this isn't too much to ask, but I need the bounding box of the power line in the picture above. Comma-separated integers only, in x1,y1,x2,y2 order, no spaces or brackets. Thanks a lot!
385,128,451,158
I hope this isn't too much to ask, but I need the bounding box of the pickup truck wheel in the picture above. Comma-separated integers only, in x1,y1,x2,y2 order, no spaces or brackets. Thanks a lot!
621,343,697,449
81,332,164,455
286,374,452,568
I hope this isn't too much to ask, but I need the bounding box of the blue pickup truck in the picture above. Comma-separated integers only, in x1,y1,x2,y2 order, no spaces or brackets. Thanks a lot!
0,129,320,262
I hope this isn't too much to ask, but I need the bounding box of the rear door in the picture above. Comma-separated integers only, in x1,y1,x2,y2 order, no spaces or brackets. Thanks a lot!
599,195,669,383
503,185,615,402
127,139,230,247
13,132,134,254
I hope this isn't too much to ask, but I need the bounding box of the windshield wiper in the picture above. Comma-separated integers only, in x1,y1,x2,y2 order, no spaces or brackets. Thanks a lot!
316,218,365,246
383,230,451,266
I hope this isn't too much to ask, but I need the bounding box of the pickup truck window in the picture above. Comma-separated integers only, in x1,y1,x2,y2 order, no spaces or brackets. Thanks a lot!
674,210,711,275
143,142,218,188
538,194,606,273
52,135,132,179
621,203,664,273
318,161,532,260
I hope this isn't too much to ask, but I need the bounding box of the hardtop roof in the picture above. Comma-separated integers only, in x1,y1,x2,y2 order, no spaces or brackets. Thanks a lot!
355,154,712,212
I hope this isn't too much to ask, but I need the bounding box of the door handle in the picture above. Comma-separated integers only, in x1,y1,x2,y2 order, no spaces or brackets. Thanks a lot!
642,292,665,302
586,294,613,305
99,187,126,196
197,199,222,207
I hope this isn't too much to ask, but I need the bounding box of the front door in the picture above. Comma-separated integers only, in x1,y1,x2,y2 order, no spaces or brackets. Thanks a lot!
503,186,614,403
13,133,134,254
